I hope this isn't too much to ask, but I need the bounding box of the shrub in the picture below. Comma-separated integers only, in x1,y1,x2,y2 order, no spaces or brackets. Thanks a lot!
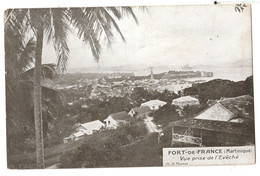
60,140,122,168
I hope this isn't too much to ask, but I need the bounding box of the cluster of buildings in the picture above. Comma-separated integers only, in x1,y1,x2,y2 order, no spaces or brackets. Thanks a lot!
63,95,203,143
146,79,192,94
65,69,211,103
59,70,255,147
55,69,213,108
63,99,167,143
88,78,194,100
63,89,254,147
134,69,212,94
89,81,134,99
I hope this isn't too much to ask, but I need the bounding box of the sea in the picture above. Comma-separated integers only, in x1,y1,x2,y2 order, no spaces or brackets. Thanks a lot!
68,66,253,82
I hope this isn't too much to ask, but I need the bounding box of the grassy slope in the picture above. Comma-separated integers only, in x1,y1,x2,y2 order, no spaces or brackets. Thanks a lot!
9,126,167,168
8,128,127,168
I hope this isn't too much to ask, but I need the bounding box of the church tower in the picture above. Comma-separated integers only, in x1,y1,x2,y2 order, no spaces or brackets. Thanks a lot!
150,67,154,80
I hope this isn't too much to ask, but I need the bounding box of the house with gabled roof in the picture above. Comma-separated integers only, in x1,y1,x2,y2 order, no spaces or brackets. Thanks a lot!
195,95,253,123
141,99,167,110
104,111,131,129
128,106,151,119
170,95,254,146
76,120,105,135
172,96,200,108
63,120,105,143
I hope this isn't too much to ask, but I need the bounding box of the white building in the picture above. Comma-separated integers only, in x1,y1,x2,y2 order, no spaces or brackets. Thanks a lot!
76,120,105,135
63,120,105,143
104,111,131,129
141,100,167,110
63,131,85,143
171,96,200,108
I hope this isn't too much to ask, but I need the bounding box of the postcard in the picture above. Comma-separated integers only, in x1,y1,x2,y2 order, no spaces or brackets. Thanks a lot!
5,4,255,169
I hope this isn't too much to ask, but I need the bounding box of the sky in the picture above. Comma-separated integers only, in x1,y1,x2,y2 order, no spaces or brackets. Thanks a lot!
42,4,252,70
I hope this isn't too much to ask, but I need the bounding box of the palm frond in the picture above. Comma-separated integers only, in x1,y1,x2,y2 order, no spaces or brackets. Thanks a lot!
5,9,29,38
48,8,70,72
18,38,35,72
93,8,114,46
119,7,139,24
5,12,35,79
87,31,101,62
70,8,102,61
70,7,139,62
28,8,47,33
20,64,56,80
101,8,126,42
105,7,122,19
70,8,94,39
6,7,140,73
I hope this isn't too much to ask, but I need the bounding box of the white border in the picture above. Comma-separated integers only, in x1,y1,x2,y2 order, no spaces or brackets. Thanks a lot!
1,0,259,176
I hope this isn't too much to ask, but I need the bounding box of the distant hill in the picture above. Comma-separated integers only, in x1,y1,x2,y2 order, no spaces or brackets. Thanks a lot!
192,59,252,69
228,59,252,68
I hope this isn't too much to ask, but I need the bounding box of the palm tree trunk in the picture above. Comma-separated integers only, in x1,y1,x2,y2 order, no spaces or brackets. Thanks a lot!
34,26,45,169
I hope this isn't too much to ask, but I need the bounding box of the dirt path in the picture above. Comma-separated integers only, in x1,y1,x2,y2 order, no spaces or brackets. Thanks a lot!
144,116,159,133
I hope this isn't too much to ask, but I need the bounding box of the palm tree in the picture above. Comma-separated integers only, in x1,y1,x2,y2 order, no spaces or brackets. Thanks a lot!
5,7,139,168
5,16,60,161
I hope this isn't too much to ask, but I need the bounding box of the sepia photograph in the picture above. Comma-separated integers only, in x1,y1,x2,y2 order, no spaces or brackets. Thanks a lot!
4,3,255,169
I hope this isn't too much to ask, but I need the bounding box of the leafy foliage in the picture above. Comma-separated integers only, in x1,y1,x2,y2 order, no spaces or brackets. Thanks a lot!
244,76,254,96
60,124,147,168
130,87,179,105
182,104,208,118
5,7,139,72
152,103,208,126
152,104,180,126
183,77,253,104
5,6,141,154
5,14,63,153
61,141,122,168
235,4,247,13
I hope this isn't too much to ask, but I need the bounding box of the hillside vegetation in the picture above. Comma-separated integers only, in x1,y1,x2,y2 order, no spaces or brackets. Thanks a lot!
184,76,253,104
